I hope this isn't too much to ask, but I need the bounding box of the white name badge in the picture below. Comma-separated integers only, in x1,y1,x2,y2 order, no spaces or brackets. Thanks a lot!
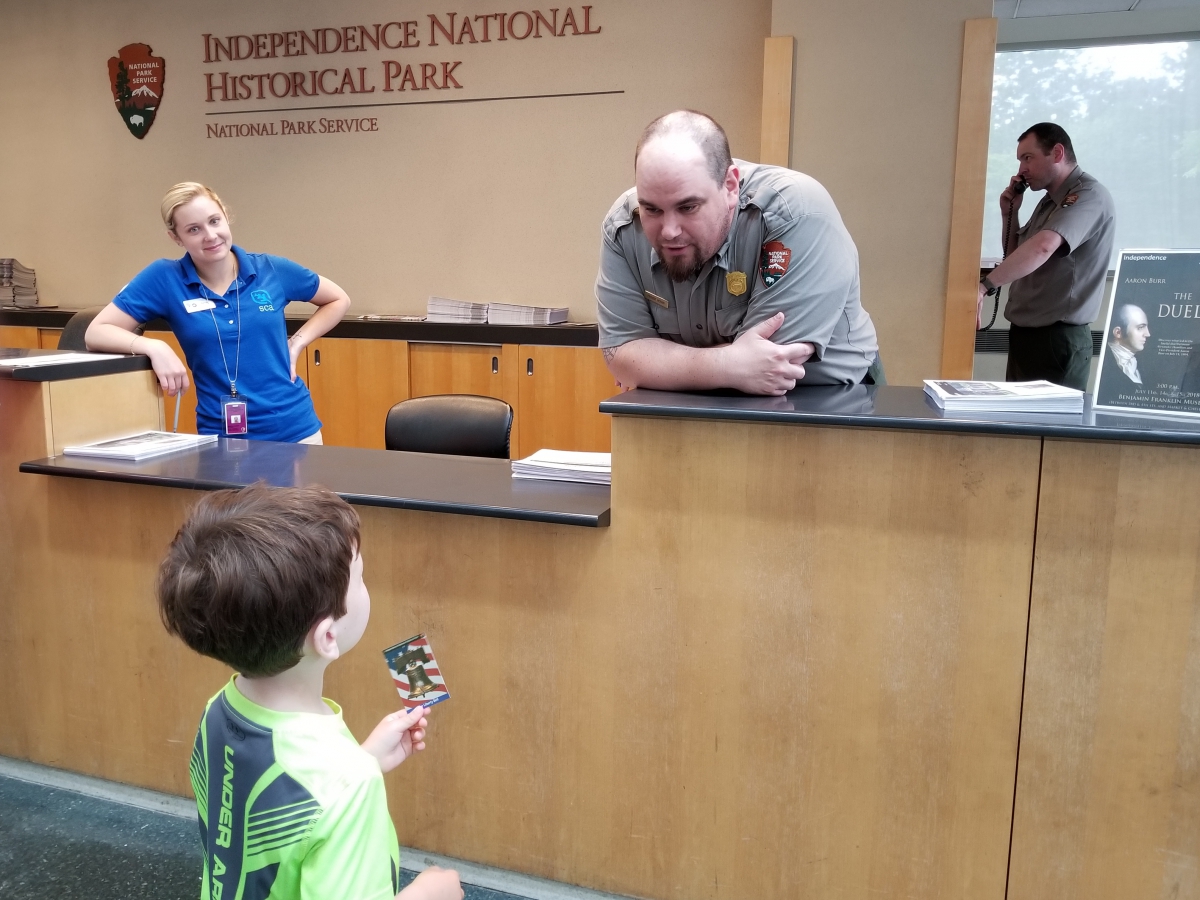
183,298,216,313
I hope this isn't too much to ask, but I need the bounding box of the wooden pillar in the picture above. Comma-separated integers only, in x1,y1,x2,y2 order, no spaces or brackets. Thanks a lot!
940,18,997,378
760,36,796,167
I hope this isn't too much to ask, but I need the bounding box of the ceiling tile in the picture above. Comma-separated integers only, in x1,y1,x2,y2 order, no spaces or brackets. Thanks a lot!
1012,0,1136,15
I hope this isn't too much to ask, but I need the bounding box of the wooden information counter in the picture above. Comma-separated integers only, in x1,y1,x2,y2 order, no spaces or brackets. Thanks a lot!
2,356,1198,900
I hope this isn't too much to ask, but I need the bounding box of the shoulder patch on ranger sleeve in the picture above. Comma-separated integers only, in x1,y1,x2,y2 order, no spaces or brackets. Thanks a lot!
602,188,639,241
759,241,792,287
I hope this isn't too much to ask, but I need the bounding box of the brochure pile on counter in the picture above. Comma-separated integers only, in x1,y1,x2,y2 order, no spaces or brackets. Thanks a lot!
511,449,611,485
63,431,217,462
924,379,1084,414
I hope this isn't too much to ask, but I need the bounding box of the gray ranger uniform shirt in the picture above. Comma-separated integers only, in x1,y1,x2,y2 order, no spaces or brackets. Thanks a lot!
596,160,879,385
1005,167,1116,328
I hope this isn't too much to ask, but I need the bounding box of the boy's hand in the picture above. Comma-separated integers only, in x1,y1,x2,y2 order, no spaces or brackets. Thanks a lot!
362,706,429,774
396,866,463,900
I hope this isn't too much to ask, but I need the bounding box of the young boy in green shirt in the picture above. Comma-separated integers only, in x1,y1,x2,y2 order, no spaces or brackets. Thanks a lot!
157,483,463,900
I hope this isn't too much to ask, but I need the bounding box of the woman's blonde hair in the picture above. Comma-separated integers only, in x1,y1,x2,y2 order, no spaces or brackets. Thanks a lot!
161,182,229,233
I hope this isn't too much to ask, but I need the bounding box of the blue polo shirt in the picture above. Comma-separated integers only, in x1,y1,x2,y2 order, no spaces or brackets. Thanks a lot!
114,246,322,442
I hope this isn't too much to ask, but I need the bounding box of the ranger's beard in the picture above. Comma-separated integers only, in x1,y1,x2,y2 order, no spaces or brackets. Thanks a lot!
657,206,736,283
663,247,705,282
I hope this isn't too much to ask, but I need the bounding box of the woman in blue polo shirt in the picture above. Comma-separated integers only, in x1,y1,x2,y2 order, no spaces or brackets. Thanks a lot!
85,182,350,443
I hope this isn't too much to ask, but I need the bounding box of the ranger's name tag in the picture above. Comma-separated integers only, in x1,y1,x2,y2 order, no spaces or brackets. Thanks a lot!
644,290,669,309
183,299,216,313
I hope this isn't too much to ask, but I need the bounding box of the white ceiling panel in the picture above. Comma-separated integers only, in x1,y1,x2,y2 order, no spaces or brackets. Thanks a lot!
1132,0,1200,10
994,0,1200,15
1012,0,1141,15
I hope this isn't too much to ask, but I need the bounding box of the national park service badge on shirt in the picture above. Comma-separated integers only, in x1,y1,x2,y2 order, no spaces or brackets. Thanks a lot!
726,271,747,296
760,241,792,287
1062,193,1079,207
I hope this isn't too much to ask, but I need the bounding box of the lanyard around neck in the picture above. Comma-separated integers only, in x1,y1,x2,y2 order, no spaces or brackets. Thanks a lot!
201,277,241,397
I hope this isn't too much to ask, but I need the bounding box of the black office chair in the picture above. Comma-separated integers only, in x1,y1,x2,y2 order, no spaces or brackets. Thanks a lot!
384,395,513,459
58,306,145,351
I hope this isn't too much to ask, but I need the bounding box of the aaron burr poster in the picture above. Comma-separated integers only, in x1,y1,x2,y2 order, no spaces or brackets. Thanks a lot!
1094,250,1200,418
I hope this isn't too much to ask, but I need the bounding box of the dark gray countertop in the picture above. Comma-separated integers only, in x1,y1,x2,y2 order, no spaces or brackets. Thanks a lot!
600,384,1200,446
0,349,152,381
19,439,611,527
0,308,599,347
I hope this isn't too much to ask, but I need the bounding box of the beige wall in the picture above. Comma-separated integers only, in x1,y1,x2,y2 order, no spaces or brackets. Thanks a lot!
0,0,769,320
773,0,993,385
3,0,999,384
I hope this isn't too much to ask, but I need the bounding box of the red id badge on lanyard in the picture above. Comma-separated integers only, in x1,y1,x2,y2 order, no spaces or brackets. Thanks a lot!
222,396,248,435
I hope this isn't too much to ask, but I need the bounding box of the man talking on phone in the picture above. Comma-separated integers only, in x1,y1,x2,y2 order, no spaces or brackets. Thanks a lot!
977,123,1115,390
596,110,881,396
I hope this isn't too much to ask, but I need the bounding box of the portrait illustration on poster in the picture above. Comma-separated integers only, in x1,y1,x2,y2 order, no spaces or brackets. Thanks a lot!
1094,250,1200,417
107,43,165,139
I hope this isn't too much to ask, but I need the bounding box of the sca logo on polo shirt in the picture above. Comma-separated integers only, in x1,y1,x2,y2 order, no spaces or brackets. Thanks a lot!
252,290,275,312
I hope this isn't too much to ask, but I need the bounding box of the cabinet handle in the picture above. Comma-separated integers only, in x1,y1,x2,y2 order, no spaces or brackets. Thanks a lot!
526,358,534,376
314,349,321,366
492,356,499,374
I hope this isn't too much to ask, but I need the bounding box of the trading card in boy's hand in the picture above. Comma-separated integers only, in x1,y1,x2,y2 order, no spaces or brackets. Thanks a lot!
383,634,450,711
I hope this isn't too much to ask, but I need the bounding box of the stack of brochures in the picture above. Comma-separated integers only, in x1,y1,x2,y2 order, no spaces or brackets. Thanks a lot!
511,449,611,485
0,258,48,307
426,296,489,324
487,303,569,326
923,379,1084,414
63,431,218,462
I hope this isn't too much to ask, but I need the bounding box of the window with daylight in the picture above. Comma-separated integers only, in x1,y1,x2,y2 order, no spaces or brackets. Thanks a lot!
984,40,1200,266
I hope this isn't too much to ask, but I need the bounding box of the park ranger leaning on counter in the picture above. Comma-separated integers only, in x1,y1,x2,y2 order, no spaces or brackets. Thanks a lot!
977,122,1116,391
596,109,881,397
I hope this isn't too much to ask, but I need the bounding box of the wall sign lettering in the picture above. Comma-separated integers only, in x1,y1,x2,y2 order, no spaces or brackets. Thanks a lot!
198,7,611,139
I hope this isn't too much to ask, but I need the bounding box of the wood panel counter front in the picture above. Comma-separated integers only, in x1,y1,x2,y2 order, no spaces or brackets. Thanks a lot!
6,374,1200,900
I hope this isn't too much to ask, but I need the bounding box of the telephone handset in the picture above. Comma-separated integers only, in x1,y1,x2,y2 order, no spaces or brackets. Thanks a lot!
980,175,1029,331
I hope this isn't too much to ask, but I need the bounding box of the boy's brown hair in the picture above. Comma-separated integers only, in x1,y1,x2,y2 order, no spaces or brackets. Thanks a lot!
157,483,361,677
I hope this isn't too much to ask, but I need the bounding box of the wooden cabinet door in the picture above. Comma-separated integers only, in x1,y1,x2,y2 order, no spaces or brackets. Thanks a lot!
143,329,198,434
0,326,39,349
408,342,521,455
517,345,619,457
306,338,409,449
38,329,61,349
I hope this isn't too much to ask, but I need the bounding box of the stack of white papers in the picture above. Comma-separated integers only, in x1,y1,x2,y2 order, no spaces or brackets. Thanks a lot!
923,379,1084,414
487,303,569,326
64,431,218,462
0,258,48,307
512,449,611,485
0,351,124,368
426,296,489,324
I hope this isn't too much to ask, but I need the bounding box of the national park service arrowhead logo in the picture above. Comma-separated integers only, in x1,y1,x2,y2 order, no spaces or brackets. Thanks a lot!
760,241,792,287
108,44,165,139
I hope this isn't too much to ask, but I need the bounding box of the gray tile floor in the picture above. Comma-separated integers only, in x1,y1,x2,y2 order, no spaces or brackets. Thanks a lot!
0,775,202,899
0,770,596,900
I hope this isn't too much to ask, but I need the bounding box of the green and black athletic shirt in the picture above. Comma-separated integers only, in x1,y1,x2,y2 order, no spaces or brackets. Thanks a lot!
190,677,401,900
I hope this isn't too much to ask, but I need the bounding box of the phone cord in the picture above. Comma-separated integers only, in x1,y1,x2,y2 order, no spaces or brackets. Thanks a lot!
979,205,1014,332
